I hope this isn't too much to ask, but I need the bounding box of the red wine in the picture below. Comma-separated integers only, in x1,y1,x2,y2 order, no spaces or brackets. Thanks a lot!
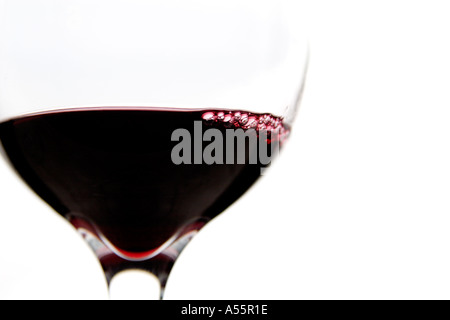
0,108,288,259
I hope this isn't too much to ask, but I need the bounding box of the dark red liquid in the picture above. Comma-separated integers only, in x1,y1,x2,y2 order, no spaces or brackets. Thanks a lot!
0,108,287,258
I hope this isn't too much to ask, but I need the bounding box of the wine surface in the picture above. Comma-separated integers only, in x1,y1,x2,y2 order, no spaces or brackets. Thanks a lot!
0,108,287,258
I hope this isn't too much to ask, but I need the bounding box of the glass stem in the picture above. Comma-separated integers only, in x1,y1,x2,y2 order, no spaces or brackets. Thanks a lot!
69,216,206,300
108,269,162,300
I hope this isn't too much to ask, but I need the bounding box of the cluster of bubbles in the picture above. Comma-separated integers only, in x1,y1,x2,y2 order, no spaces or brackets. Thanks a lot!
202,110,289,142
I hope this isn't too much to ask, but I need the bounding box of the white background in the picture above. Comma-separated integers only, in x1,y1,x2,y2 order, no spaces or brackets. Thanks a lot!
2,0,450,299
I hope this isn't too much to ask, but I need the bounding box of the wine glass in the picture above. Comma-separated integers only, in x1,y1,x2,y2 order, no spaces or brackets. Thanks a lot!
0,0,308,299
